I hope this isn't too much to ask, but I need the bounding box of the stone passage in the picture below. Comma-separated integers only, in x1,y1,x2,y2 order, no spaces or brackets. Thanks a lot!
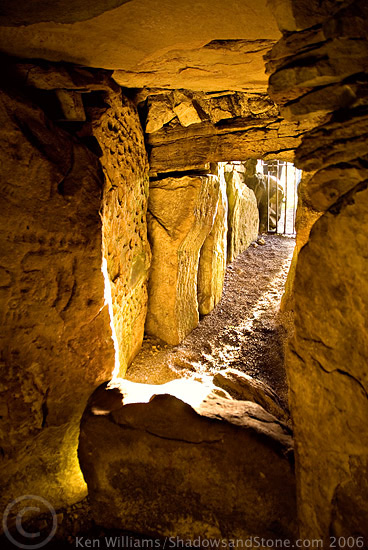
127,234,294,408
145,164,261,345
79,381,297,543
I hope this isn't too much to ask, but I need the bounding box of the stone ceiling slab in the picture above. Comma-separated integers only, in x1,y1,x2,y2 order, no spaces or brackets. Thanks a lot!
0,0,281,92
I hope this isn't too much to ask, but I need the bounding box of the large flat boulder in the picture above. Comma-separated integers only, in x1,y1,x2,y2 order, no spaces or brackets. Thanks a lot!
79,381,297,542
0,1,280,92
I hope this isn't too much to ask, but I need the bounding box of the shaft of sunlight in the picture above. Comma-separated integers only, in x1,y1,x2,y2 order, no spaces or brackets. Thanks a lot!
102,256,121,379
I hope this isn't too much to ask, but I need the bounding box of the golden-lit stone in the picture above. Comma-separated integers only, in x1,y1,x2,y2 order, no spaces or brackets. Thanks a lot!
147,115,310,175
0,1,281,92
281,171,322,313
268,1,368,541
145,94,176,134
213,368,289,422
88,88,151,375
0,86,114,517
289,185,368,541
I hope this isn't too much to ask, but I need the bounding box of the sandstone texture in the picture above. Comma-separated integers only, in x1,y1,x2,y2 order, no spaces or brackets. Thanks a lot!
143,90,279,134
266,1,368,110
0,85,115,519
288,185,368,541
224,167,259,263
0,1,280,92
197,172,228,315
86,87,151,376
145,175,219,345
113,39,277,92
79,383,297,542
213,368,289,423
2,62,151,377
267,0,368,541
146,96,314,175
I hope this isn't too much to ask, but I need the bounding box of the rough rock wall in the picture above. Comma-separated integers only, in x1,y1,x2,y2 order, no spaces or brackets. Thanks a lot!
224,166,259,263
0,85,115,519
145,175,219,344
13,60,152,376
267,0,368,541
86,88,151,376
197,169,228,315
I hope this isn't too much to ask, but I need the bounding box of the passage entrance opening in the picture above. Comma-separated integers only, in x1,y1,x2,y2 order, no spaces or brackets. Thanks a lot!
257,160,301,236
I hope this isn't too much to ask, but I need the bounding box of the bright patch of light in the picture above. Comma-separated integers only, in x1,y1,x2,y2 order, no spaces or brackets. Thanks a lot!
107,376,215,409
102,257,121,379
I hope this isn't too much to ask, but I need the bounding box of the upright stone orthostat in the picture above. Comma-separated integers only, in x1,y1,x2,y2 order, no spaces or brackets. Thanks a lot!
146,175,219,345
198,169,228,315
267,0,368,541
88,88,151,375
225,166,259,263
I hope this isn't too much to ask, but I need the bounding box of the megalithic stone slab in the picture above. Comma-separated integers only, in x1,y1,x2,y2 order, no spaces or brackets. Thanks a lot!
79,382,297,543
146,175,219,345
198,170,228,315
0,86,115,519
225,168,259,263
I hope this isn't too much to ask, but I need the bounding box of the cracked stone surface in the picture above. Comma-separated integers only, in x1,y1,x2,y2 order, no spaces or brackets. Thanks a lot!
147,113,315,175
288,184,368,541
79,382,296,541
142,89,311,175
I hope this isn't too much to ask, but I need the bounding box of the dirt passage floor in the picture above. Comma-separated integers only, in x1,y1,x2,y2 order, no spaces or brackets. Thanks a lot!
127,234,295,408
